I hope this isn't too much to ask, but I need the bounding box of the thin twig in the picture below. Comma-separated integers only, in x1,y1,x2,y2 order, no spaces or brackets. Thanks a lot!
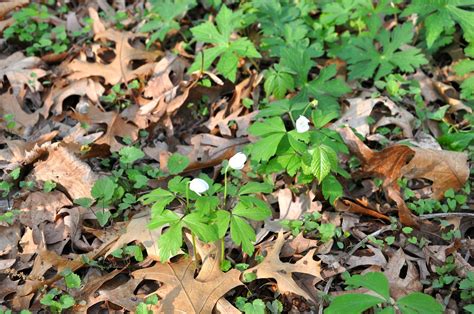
419,212,474,219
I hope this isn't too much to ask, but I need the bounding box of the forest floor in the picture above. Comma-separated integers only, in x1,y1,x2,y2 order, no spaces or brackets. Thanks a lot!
0,1,473,313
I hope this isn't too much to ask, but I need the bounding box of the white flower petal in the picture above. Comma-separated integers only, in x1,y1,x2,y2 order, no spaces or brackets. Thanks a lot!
189,178,209,195
228,152,247,170
295,115,310,133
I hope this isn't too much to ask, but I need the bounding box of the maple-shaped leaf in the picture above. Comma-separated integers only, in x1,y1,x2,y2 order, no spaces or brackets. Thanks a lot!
337,23,428,81
402,0,474,46
67,27,160,85
132,256,243,313
243,232,322,301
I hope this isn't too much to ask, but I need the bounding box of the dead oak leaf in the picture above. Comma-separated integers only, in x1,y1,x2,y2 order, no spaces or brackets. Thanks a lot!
67,27,160,85
0,92,39,138
384,249,423,300
243,232,322,302
32,145,97,199
132,257,243,313
105,213,162,261
71,105,138,152
0,52,47,95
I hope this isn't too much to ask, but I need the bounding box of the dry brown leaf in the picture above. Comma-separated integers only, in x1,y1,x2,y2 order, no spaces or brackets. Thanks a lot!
42,78,104,116
32,146,97,199
0,92,40,138
0,1,28,18
331,96,415,138
334,199,390,221
67,26,160,85
244,232,322,302
401,147,469,200
0,223,20,257
384,249,423,300
133,256,242,313
105,213,162,260
280,233,318,258
0,52,47,95
71,105,138,152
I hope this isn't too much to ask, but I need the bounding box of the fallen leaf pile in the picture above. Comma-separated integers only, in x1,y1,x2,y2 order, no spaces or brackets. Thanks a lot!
0,1,472,313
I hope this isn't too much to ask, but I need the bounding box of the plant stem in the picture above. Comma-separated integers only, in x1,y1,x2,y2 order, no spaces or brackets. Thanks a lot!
223,165,229,209
221,237,225,265
185,183,198,265
288,111,296,128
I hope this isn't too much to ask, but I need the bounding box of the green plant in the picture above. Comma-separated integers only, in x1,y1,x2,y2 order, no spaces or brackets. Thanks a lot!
4,4,70,56
249,100,348,204
135,294,159,314
111,244,144,262
40,289,75,313
401,0,474,49
460,271,474,302
432,256,457,289
281,212,342,243
325,272,443,314
336,23,428,81
100,80,141,110
453,46,474,100
139,152,273,262
188,5,261,81
141,0,197,46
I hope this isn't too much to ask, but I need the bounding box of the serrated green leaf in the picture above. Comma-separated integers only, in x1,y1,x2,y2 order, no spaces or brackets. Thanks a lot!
217,50,239,82
239,182,273,195
230,215,256,255
183,212,218,242
321,175,343,204
264,67,295,99
310,145,337,182
248,117,286,136
158,223,183,262
91,177,116,202
64,271,81,289
139,188,175,216
96,210,111,227
148,210,180,229
119,146,145,164
232,199,271,221
250,133,286,162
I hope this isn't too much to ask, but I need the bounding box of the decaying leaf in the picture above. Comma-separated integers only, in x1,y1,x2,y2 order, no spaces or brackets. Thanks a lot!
0,52,47,95
384,249,423,300
32,145,97,199
105,213,162,260
244,232,322,302
67,21,160,85
0,92,40,138
133,256,243,313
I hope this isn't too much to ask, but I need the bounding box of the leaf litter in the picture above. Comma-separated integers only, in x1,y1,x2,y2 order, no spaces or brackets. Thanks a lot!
0,1,472,313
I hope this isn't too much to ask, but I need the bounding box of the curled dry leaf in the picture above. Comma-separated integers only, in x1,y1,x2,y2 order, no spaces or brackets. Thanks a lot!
32,146,97,199
0,52,47,95
331,96,415,138
384,249,423,300
133,256,243,313
105,213,162,261
338,127,468,227
0,92,40,138
243,232,322,302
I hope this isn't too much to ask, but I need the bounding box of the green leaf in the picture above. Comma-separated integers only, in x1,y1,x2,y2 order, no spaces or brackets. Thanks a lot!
239,182,273,195
124,245,144,262
214,210,231,238
233,198,272,221
250,133,286,162
321,175,343,204
264,67,295,99
96,210,111,227
310,145,337,182
230,38,261,58
195,196,219,215
63,270,81,289
230,215,256,255
346,272,390,301
216,50,239,82
135,303,149,314
248,117,286,136
91,177,116,202
139,188,175,216
74,197,93,208
243,299,266,314
324,294,384,314
148,210,180,229
396,292,443,314
119,146,145,164
158,223,183,262
318,223,336,243
183,213,218,242
191,21,226,44
59,294,75,309
167,153,190,175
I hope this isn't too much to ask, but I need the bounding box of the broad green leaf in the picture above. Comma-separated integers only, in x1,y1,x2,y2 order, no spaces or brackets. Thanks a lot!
264,67,295,99
195,196,219,215
324,294,384,314
243,299,266,314
64,271,81,289
230,38,261,58
158,223,183,262
396,292,443,314
233,198,271,221
310,145,337,182
74,197,93,208
230,215,256,255
188,45,227,73
321,175,343,204
248,117,286,136
191,21,226,44
239,182,273,195
59,294,75,309
148,210,180,229
119,146,145,164
135,303,149,314
139,188,175,216
95,210,111,227
346,272,390,301
217,50,239,82
167,153,190,175
91,177,116,201
215,210,231,238
250,133,286,162
183,213,218,242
